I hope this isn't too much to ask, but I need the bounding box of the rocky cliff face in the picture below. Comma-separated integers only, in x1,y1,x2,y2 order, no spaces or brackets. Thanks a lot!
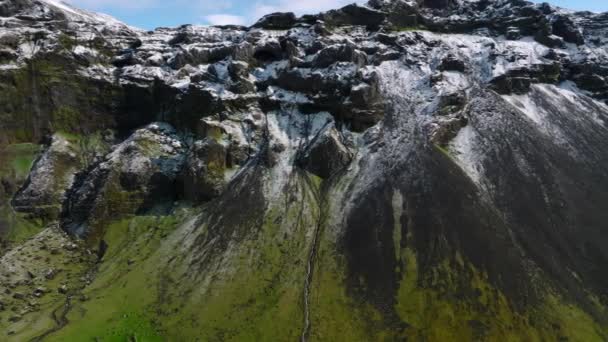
1,0,608,340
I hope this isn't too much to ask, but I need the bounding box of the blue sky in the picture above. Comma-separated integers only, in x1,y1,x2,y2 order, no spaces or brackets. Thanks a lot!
64,0,608,29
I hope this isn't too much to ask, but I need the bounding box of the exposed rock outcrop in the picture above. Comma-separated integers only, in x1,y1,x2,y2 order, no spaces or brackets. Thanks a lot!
61,123,186,240
297,124,353,179
12,134,85,220
1,0,608,341
253,12,297,30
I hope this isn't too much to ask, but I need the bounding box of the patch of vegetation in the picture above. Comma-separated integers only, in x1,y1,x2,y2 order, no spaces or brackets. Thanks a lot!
434,143,452,158
394,244,607,341
310,237,382,341
0,55,120,144
57,34,77,52
45,215,184,342
43,174,320,341
1,227,96,341
1,143,41,179
159,181,319,341
3,210,45,244
57,131,110,168
52,106,81,133
0,143,44,245
5,170,606,341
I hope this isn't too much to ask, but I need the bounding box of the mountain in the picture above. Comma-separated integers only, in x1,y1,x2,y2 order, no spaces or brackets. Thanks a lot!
1,0,607,340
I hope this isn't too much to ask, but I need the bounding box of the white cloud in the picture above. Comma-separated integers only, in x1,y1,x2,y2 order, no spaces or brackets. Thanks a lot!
64,0,159,10
65,0,236,11
252,0,364,19
198,1,234,11
205,14,247,26
64,0,367,26
203,0,364,26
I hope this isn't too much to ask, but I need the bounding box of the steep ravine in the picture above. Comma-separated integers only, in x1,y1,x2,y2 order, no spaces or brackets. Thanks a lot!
300,172,329,342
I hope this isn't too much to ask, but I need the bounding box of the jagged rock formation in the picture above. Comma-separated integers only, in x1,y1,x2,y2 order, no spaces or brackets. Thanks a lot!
0,0,608,340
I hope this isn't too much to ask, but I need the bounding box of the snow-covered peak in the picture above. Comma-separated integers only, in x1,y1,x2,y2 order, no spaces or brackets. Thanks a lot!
41,0,138,31
0,0,138,34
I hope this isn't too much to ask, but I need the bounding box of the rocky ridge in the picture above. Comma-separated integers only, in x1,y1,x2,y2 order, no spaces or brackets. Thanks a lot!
0,0,607,340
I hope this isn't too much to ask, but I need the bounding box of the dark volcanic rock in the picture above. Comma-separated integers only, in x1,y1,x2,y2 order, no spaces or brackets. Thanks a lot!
370,0,419,27
0,0,37,18
322,4,386,29
61,123,186,241
253,12,297,30
2,0,608,340
552,14,584,45
490,74,533,95
438,54,466,72
421,0,455,9
253,39,284,61
111,51,139,67
12,134,87,220
313,44,367,68
297,124,352,178
490,64,561,94
535,31,566,48
506,27,522,40
180,138,227,203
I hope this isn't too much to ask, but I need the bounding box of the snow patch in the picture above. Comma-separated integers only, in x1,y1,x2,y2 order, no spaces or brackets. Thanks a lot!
267,87,311,104
450,125,484,185
264,110,333,199
503,93,544,125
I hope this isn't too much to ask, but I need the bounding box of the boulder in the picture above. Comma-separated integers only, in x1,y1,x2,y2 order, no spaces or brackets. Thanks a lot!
228,61,249,81
375,33,399,46
229,79,256,94
12,134,85,220
439,54,466,72
61,123,186,241
506,27,522,40
489,64,561,94
369,0,419,27
552,15,584,45
297,124,353,179
283,39,300,60
535,32,565,48
322,4,386,29
490,75,532,95
430,116,468,147
490,75,531,95
168,31,192,46
253,12,297,30
387,1,419,28
343,77,384,131
350,82,380,109
111,51,140,67
573,74,607,92
33,287,47,298
180,138,227,203
0,0,31,17
313,44,367,68
232,42,254,62
312,22,331,36
254,39,284,61
437,91,467,115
